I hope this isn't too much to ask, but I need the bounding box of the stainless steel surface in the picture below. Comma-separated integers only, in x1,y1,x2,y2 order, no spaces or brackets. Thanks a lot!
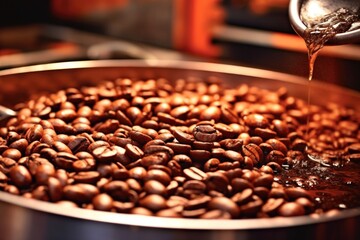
0,60,359,240
289,0,360,45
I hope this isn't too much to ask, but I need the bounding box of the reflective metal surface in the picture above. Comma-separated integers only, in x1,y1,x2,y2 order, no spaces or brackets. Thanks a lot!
0,60,359,240
289,0,360,45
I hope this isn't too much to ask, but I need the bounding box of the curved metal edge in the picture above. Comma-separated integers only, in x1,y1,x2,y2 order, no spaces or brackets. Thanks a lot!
0,59,359,230
288,0,360,45
1,59,359,98
1,191,359,230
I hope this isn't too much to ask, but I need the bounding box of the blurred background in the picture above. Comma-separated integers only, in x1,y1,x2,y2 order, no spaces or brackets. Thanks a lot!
0,0,359,90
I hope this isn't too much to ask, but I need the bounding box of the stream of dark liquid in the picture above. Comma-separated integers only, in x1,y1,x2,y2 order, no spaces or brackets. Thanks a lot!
286,8,360,210
303,8,360,157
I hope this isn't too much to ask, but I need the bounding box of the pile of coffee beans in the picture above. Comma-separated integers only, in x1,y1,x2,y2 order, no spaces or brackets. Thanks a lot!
0,76,359,219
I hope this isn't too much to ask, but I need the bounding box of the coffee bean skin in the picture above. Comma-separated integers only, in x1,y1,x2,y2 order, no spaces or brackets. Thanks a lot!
93,193,113,211
1,75,359,220
139,194,167,212
278,202,305,217
9,165,32,188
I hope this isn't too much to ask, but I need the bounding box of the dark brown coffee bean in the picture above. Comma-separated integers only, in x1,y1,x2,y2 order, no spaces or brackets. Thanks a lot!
54,152,77,170
193,124,219,142
68,136,91,154
231,178,253,193
73,171,100,184
200,106,221,122
242,144,261,164
125,144,144,160
189,149,211,163
347,143,360,154
172,128,194,145
92,193,113,211
102,181,130,201
278,202,305,217
127,130,151,145
9,165,32,188
223,150,244,162
35,164,56,185
254,128,276,140
204,158,220,172
231,188,253,205
166,142,191,154
63,183,99,203
128,166,147,180
220,106,239,124
244,114,269,128
285,187,311,200
266,150,285,164
266,139,288,155
183,167,206,181
141,152,169,167
48,177,63,202
239,196,263,217
139,194,167,212
253,174,273,188
171,154,192,169
2,148,22,161
145,169,171,186
170,106,191,119
291,139,307,151
200,209,232,219
144,180,166,195
208,197,239,218
262,198,285,215
9,139,28,154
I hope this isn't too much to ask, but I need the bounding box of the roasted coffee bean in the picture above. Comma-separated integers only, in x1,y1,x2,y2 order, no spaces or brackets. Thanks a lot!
166,142,191,154
139,194,167,212
92,193,113,211
2,148,22,161
189,149,211,163
266,139,288,155
254,128,276,140
200,209,232,219
223,150,244,163
183,167,207,181
278,202,305,217
266,150,286,164
205,172,229,194
285,187,311,200
244,114,269,128
242,144,261,164
200,106,221,122
125,144,144,160
144,180,166,195
262,198,285,215
231,188,253,205
204,158,220,172
219,139,243,151
172,128,194,145
73,171,100,184
9,139,28,154
63,183,99,203
68,137,91,154
9,165,32,188
220,106,239,124
145,169,171,186
239,196,263,217
193,124,219,142
253,174,273,188
35,164,56,185
208,197,239,218
47,177,63,202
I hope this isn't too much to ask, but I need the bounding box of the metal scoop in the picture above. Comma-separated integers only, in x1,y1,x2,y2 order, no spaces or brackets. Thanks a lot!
289,0,360,45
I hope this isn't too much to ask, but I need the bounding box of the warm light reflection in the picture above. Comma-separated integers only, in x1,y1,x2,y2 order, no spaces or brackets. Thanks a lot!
302,1,328,22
